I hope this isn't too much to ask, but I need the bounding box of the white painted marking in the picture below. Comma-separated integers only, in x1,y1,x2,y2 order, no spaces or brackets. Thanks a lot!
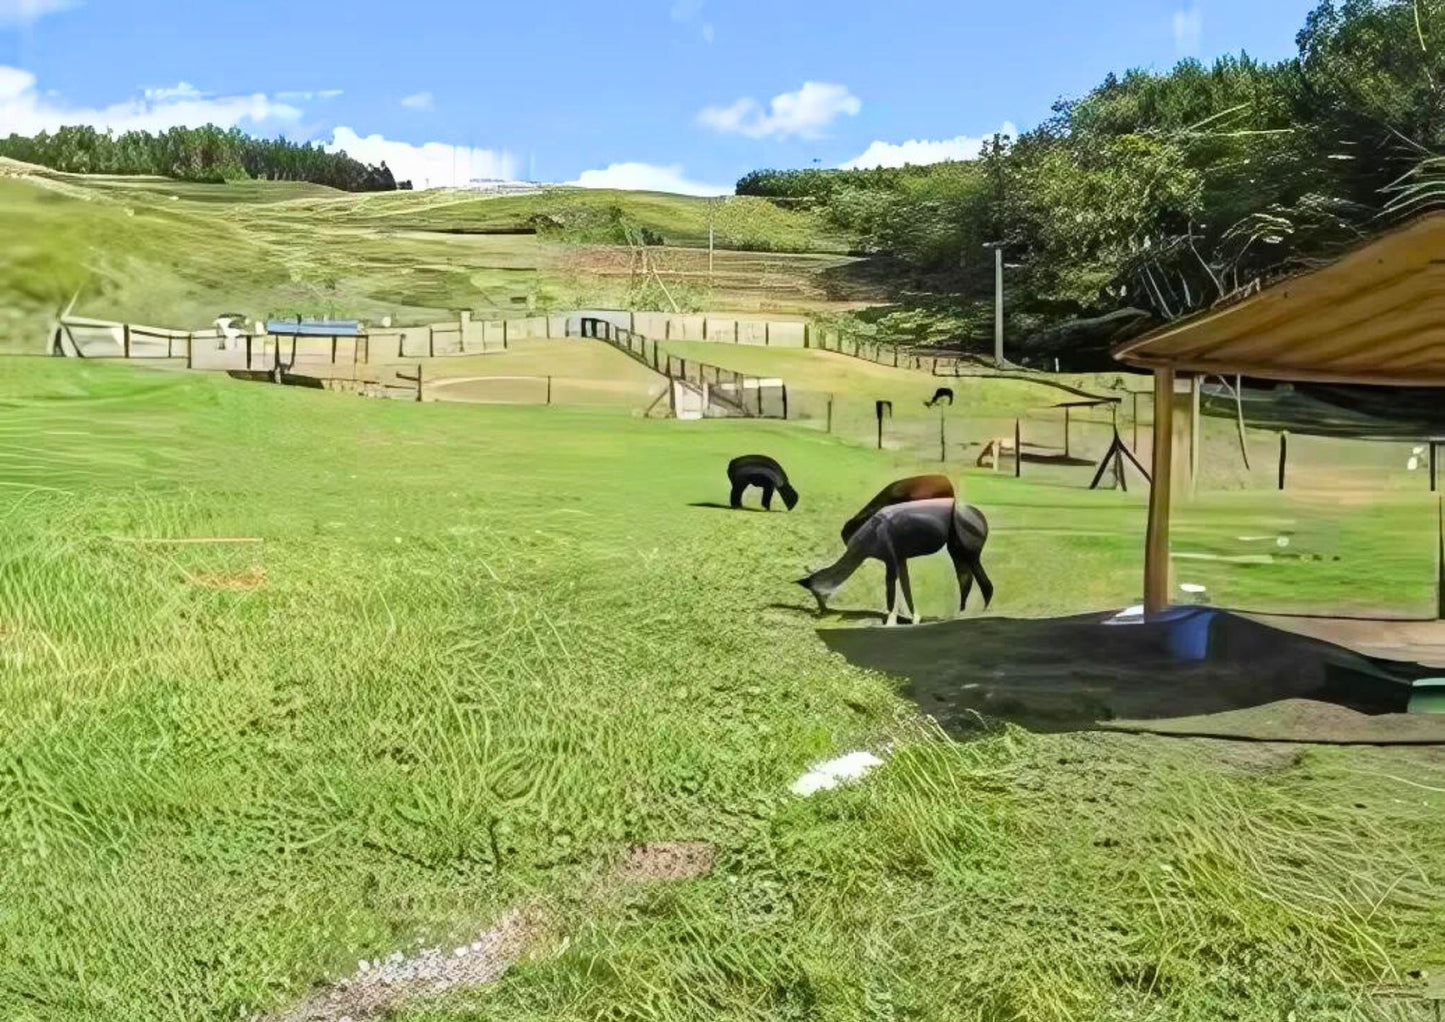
790,751,884,797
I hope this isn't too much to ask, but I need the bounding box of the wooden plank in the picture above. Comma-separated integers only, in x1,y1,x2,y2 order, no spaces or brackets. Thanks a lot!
1144,367,1175,617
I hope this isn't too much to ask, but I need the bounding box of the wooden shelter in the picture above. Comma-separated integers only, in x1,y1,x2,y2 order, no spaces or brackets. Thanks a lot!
1113,212,1445,616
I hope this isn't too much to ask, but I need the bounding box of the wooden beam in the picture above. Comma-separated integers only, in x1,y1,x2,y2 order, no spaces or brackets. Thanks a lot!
1145,367,1175,617
1189,374,1201,496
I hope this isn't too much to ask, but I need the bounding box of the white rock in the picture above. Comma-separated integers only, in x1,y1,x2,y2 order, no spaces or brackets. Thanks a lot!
1277,536,1291,548
1180,583,1207,594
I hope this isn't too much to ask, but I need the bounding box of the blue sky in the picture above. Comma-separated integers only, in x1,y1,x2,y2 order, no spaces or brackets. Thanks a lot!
0,0,1320,192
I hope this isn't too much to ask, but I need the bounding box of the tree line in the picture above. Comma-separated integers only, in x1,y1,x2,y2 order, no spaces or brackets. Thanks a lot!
739,0,1445,365
0,124,410,192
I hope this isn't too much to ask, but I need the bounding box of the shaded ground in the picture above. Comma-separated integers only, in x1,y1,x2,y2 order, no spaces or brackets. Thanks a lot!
820,610,1445,743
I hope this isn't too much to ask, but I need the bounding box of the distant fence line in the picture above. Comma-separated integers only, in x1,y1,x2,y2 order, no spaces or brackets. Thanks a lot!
573,316,786,420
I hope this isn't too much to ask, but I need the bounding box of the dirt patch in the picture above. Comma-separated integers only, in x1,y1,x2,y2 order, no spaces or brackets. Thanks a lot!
1104,697,1445,745
607,841,714,883
266,842,713,1022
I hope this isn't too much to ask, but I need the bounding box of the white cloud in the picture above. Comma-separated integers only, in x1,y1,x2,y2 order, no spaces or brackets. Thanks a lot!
276,88,343,101
670,0,703,21
143,82,204,102
1174,4,1203,57
839,122,1018,169
0,0,76,27
570,161,728,197
701,22,714,44
324,126,518,189
698,81,860,140
0,64,302,135
400,91,434,112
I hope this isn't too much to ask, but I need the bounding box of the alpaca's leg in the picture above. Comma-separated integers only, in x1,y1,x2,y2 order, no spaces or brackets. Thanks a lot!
885,562,899,626
947,532,974,612
730,479,746,509
896,558,916,625
761,482,775,510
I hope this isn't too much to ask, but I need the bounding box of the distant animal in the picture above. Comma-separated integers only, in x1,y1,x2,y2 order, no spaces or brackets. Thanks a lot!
797,498,991,626
727,454,799,511
924,387,954,408
840,474,955,544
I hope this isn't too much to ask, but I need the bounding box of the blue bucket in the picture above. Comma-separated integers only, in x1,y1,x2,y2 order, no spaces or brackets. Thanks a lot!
1164,608,1215,662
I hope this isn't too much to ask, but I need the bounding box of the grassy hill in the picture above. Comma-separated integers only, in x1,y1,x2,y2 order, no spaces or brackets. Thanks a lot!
0,161,873,356
0,355,1438,1020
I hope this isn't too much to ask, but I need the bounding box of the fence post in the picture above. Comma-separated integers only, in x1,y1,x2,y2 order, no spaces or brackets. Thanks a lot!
765,322,771,346
186,333,193,369
547,375,552,405
781,384,789,420
331,336,338,364
122,323,132,359
503,319,509,350
1015,419,1022,478
665,319,672,341
703,318,708,341
757,381,764,416
246,334,253,369
893,346,899,368
735,321,740,344
827,394,834,434
804,324,811,349
1278,431,1288,490
417,364,424,403
399,332,406,359
1432,441,1439,493
939,413,947,462
428,326,435,358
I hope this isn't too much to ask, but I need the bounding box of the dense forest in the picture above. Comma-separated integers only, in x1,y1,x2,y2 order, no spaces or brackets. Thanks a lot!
0,124,409,192
741,0,1445,365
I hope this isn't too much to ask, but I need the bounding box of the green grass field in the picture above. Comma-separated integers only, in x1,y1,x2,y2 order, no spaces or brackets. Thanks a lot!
0,355,1440,1021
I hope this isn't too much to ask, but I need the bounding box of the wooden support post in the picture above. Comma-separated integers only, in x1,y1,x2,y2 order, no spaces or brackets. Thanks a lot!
1431,441,1438,493
1144,368,1176,617
1189,374,1201,496
1132,391,1140,452
416,364,424,403
703,318,708,341
826,394,834,434
502,319,509,350
781,384,789,420
245,334,253,369
546,375,552,405
1064,406,1072,459
804,324,811,349
757,380,764,416
122,323,132,359
893,346,899,368
1438,496,1444,620
186,333,193,369
331,336,338,364
1278,431,1288,490
428,326,435,358
765,322,771,346
665,319,672,341
1014,419,1022,478
939,413,947,462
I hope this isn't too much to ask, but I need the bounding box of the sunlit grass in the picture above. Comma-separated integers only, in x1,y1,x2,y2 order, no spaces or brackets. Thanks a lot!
0,358,1438,1021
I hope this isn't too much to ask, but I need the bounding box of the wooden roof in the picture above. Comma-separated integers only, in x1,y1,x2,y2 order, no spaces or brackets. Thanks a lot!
1113,213,1445,386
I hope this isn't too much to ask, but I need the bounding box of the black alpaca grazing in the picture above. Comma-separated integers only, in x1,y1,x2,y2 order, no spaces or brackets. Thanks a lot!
727,455,799,511
924,387,955,408
797,498,991,625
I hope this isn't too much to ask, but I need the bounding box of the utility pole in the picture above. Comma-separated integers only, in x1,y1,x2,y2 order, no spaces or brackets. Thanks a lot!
993,245,1005,368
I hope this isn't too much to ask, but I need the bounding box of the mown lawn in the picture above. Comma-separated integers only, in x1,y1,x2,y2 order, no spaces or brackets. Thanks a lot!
0,358,1439,1021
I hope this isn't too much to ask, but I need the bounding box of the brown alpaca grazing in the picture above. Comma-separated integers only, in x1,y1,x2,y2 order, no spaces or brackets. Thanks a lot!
840,474,955,543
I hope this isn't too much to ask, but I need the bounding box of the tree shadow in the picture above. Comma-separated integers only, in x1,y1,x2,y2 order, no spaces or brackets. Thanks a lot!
817,610,1436,741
